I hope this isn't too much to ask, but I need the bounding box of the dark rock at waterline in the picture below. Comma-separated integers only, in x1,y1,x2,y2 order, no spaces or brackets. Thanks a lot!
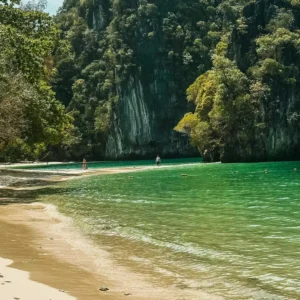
99,287,109,292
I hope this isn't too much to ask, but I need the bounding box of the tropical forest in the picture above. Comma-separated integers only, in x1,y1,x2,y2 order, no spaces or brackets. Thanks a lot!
2,0,300,163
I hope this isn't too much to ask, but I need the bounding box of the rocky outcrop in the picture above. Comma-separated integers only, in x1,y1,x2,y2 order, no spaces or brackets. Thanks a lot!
57,0,300,162
87,0,110,30
106,70,195,159
222,0,300,162
55,0,200,160
102,1,198,159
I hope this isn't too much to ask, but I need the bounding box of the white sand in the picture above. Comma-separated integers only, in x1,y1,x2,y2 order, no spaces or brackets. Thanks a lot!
0,258,75,300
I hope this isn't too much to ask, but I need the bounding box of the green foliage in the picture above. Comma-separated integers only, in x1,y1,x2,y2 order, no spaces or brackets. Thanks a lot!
290,0,300,7
54,0,239,157
174,113,199,135
266,8,294,32
52,0,300,162
176,50,261,161
53,0,261,158
176,0,300,162
0,0,73,161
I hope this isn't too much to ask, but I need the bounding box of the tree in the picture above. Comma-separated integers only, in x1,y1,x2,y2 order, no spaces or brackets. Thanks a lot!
176,0,300,162
0,0,73,161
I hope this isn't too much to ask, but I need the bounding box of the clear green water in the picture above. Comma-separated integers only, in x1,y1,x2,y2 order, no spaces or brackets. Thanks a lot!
39,161,300,299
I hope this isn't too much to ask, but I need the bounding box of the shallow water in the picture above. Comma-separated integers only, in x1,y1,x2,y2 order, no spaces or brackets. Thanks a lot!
13,157,202,170
38,161,300,299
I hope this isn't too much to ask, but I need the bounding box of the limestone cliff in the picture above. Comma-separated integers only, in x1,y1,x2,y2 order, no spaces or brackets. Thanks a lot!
54,0,300,162
227,0,300,162
105,59,195,159
174,0,300,163
54,0,205,160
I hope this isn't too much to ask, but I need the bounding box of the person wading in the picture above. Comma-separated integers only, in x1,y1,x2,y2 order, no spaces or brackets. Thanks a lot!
82,157,87,170
156,155,161,166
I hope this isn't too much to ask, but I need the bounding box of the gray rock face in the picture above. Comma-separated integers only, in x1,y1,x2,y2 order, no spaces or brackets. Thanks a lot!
264,86,300,161
98,1,198,159
87,0,110,30
106,71,195,159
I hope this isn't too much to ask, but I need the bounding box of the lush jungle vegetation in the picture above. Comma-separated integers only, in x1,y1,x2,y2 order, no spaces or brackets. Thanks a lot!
53,0,300,162
0,0,73,161
2,0,300,162
175,0,300,162
52,0,222,159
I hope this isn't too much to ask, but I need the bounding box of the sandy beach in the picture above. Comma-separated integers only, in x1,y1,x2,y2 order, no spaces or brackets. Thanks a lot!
0,167,219,300
0,204,158,300
0,257,75,300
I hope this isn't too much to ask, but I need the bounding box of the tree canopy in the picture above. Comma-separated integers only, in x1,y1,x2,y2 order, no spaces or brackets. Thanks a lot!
175,0,300,162
0,0,73,161
3,0,300,162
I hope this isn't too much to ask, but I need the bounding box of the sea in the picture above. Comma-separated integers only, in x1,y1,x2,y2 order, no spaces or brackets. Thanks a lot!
33,159,300,299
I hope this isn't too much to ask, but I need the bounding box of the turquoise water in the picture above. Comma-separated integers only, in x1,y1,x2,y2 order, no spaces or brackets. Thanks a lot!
39,161,300,299
13,157,202,170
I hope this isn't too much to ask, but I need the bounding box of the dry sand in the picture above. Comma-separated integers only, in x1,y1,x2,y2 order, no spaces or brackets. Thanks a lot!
0,257,75,300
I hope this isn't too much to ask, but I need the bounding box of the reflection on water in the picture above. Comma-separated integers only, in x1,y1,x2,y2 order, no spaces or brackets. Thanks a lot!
39,161,300,299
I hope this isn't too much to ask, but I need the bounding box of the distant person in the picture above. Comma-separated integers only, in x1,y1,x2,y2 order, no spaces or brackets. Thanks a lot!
156,155,161,166
82,157,87,170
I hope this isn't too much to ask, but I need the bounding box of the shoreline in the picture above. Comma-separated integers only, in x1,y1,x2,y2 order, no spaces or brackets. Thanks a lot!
0,202,220,300
0,164,157,176
0,257,75,300
0,162,204,190
0,203,146,300
0,163,221,300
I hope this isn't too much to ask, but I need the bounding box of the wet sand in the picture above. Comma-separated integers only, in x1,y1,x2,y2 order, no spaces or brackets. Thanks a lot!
0,205,122,300
0,202,220,300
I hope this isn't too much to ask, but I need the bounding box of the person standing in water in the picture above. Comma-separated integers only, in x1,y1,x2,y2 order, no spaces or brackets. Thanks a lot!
156,155,161,166
82,157,87,170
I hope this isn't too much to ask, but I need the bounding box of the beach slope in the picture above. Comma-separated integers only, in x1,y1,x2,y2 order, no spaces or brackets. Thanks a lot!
0,257,75,300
